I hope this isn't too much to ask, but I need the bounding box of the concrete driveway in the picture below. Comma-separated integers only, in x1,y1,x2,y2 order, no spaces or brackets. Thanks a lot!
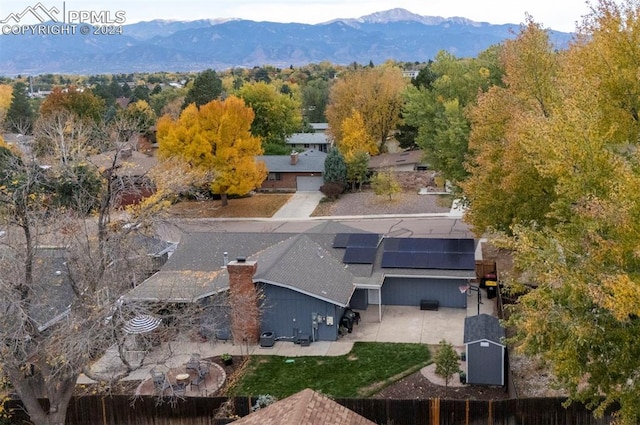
271,191,324,219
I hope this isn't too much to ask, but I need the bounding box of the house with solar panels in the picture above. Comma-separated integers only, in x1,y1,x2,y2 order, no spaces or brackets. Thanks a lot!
125,223,478,343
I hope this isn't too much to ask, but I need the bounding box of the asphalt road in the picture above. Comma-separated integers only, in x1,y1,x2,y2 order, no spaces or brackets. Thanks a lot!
154,215,473,242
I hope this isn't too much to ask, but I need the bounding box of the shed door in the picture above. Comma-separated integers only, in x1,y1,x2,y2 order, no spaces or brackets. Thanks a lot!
467,342,504,386
296,176,323,191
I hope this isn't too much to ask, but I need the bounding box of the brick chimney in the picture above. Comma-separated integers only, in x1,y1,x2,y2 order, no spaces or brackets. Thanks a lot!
227,258,260,345
290,151,299,165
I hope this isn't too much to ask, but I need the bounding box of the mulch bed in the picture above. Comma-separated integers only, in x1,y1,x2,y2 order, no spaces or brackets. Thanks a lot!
372,371,510,400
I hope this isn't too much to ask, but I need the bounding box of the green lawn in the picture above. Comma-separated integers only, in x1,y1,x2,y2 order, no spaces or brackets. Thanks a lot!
226,342,431,398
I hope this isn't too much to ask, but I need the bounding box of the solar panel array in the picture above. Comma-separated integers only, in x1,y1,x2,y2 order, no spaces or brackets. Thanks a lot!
381,238,475,270
333,233,380,264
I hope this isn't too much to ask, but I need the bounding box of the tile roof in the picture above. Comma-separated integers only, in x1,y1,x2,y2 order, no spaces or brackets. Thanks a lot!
464,313,505,346
232,388,376,425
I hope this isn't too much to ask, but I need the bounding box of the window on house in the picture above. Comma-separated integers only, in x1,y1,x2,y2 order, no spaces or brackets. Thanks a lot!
267,172,282,181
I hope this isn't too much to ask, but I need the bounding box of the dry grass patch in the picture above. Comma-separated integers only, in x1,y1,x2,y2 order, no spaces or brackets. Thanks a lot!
167,193,292,218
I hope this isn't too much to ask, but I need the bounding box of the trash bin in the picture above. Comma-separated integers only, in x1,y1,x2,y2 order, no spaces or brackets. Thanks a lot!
485,280,498,299
260,331,275,348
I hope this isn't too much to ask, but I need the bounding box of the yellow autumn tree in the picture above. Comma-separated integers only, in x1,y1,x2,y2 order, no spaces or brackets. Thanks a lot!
465,2,640,423
157,96,266,206
338,110,378,160
462,18,560,235
0,84,12,125
326,65,406,152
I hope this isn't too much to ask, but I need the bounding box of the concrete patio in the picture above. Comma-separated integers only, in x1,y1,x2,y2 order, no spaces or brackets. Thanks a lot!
81,289,495,385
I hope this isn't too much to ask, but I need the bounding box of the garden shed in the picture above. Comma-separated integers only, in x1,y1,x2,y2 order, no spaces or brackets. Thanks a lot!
463,313,506,386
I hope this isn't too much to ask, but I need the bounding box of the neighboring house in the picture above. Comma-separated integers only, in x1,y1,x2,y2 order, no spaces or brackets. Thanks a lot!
310,122,329,133
287,132,331,153
256,150,326,192
231,388,376,425
88,146,158,206
7,235,171,333
124,223,478,343
30,247,76,332
2,133,34,157
368,150,428,172
402,70,420,79
286,132,330,153
463,313,506,386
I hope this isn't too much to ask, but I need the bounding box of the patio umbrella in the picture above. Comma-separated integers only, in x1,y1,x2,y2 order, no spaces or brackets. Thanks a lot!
123,314,162,334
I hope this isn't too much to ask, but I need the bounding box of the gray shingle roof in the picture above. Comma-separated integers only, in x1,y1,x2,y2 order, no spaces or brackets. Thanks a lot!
368,150,426,169
125,228,477,305
31,247,75,331
124,233,290,302
256,150,326,173
463,313,505,346
253,234,356,306
286,132,330,145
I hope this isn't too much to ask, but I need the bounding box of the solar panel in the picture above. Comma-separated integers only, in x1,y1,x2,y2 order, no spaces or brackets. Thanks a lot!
383,238,400,252
343,247,377,264
380,238,476,270
347,233,380,247
381,251,400,268
332,233,351,248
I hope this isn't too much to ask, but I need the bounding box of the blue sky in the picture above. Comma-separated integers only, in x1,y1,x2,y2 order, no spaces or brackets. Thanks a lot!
2,0,598,32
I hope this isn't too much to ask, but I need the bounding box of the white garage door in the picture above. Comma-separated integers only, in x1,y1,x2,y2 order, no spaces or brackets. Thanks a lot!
296,176,323,191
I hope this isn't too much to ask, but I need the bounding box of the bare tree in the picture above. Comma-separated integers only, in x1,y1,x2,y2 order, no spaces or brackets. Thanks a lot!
32,110,95,164
0,130,210,424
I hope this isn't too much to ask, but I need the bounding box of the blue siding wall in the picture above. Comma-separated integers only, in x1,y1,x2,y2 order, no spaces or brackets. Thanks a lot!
381,277,468,308
258,283,341,342
467,341,504,386
349,288,368,310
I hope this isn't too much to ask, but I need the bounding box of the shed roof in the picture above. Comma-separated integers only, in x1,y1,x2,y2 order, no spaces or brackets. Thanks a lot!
232,388,375,425
463,313,505,346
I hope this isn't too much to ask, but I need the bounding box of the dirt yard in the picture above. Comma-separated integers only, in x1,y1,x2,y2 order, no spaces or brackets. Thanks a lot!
166,193,292,218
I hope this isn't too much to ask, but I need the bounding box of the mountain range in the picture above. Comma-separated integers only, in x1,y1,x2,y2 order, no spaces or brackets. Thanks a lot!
0,8,573,75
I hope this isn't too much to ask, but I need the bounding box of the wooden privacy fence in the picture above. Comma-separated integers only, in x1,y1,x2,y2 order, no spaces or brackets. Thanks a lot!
5,396,618,425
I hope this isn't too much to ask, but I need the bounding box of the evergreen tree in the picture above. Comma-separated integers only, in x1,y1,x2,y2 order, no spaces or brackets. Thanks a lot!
5,81,35,134
182,69,223,109
323,147,347,184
